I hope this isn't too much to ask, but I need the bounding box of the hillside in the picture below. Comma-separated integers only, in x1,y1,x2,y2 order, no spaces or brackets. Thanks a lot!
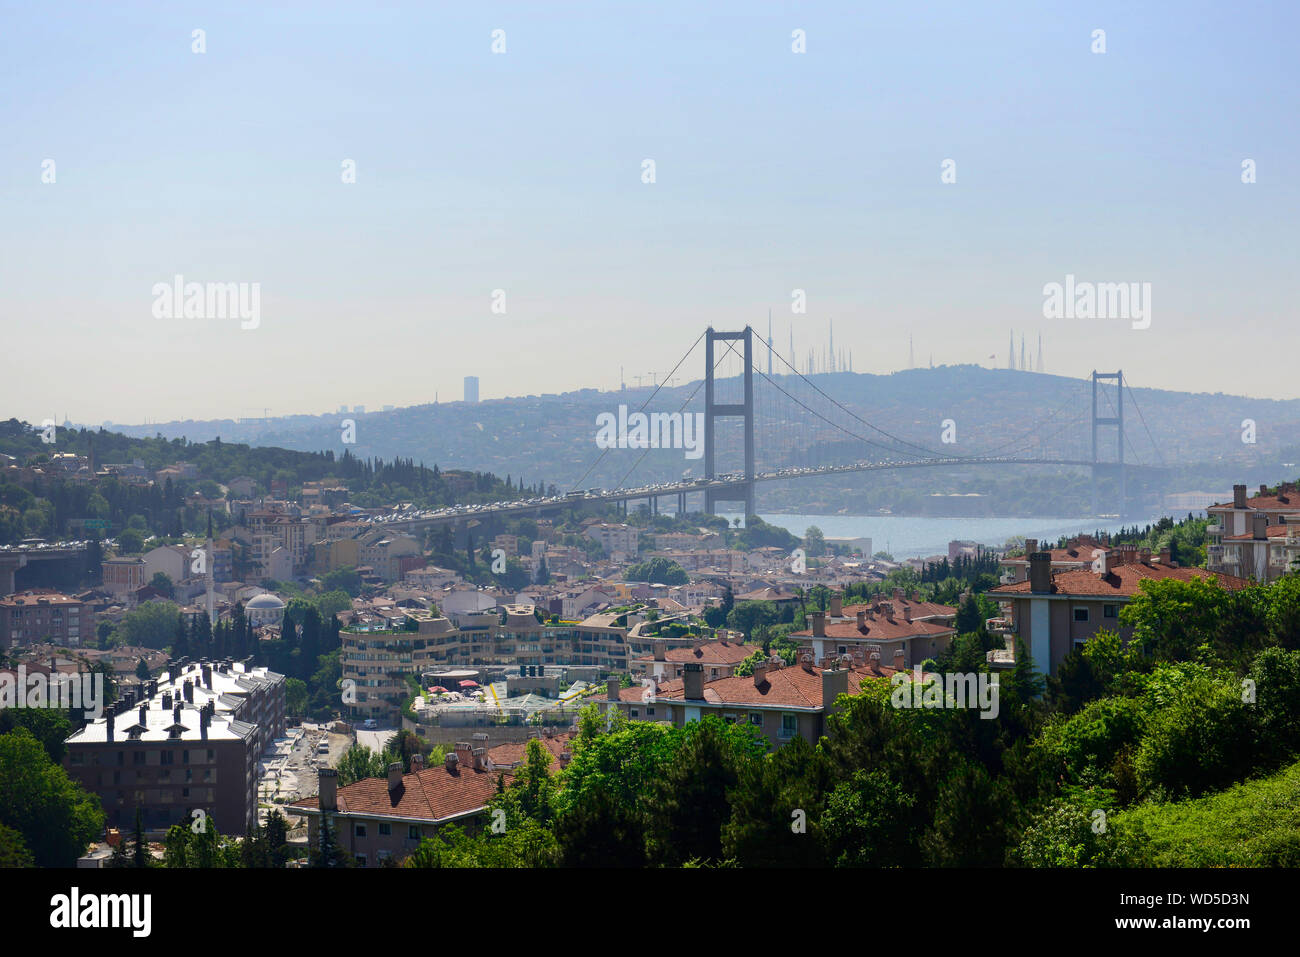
96,366,1300,516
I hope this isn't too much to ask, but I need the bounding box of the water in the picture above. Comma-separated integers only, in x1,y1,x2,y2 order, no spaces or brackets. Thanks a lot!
718,513,1168,559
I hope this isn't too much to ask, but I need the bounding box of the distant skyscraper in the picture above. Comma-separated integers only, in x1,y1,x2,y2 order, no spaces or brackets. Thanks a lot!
464,376,480,404
1008,331,1016,370
909,333,915,369
1037,333,1044,372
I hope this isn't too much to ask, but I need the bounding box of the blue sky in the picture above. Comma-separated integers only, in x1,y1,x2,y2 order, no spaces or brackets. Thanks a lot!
2,0,1297,424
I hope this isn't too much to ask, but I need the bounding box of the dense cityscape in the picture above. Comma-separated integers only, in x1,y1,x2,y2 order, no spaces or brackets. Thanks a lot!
4,0,1289,941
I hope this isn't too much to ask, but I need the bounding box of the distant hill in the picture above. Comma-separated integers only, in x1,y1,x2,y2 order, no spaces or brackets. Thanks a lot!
98,366,1300,516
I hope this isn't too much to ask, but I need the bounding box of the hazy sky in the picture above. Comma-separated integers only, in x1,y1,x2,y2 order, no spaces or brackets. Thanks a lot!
3,1,1297,426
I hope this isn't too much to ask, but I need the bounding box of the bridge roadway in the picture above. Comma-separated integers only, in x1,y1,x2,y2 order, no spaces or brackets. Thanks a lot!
0,542,88,593
372,456,1145,533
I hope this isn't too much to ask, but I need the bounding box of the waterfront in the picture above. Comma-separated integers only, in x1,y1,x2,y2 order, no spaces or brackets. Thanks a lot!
720,513,1170,559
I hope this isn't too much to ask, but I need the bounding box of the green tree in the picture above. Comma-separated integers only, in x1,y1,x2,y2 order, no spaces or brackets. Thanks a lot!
0,728,105,867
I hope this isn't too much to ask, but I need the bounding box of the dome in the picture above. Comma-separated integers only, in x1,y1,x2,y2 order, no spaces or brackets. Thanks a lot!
246,593,285,609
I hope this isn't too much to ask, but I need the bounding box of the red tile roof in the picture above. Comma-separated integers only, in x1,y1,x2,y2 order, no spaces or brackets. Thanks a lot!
634,640,760,666
596,662,899,711
485,732,575,770
1208,487,1300,512
291,763,504,822
1222,525,1290,541
793,615,954,642
989,561,1252,598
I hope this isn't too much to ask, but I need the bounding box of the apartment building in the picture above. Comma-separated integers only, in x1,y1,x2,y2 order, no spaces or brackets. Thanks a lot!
1207,483,1300,582
64,692,260,835
789,591,957,670
989,547,1252,677
0,589,87,647
999,536,1110,584
340,606,631,722
597,651,897,750
632,638,760,681
585,523,639,558
101,557,147,602
291,748,499,867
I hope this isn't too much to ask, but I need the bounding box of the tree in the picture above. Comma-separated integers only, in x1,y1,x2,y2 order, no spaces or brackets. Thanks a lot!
0,822,33,868
149,572,175,599
0,708,73,764
135,657,152,680
285,678,308,715
646,717,767,866
116,528,144,554
0,728,105,867
804,525,826,558
132,806,150,867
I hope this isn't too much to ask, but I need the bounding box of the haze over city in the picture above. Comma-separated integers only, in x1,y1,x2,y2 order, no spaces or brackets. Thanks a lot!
3,0,1298,425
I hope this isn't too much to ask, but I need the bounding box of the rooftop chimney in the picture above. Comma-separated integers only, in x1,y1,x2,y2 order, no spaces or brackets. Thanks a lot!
811,610,825,638
445,752,459,773
1159,548,1171,565
753,661,768,687
411,753,424,771
606,677,620,701
106,715,114,742
821,663,849,716
903,604,912,623
1234,484,1247,509
454,741,473,769
387,761,403,792
829,593,843,617
893,588,903,603
318,768,338,811
1025,538,1038,555
1139,547,1152,564
799,653,814,673
892,647,906,670
683,662,705,700
1253,512,1269,540
1261,484,1269,497
1029,552,1052,592
653,639,666,662
138,704,147,726
856,610,867,632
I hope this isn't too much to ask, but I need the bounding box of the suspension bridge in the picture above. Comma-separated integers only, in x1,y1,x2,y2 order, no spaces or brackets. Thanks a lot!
377,325,1166,536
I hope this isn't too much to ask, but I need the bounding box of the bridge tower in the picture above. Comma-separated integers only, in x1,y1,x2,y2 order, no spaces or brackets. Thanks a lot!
1091,370,1125,519
704,326,756,518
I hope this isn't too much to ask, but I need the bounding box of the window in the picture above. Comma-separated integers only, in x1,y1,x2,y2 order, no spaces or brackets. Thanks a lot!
1073,607,1090,623
749,713,762,727
355,823,367,838
355,855,367,867
780,713,798,738
1103,605,1117,619
378,823,392,836
408,825,420,841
